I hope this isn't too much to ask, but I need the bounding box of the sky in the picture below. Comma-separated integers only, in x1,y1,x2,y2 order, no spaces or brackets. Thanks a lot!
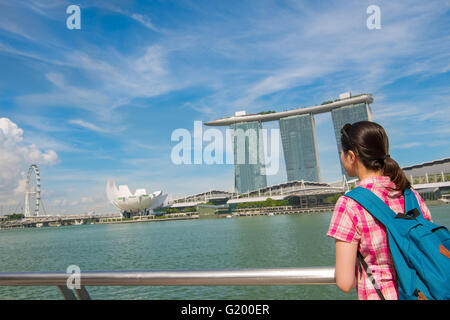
0,0,449,215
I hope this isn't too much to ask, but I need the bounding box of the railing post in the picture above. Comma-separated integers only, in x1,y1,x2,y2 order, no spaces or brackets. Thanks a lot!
57,285,91,300
74,286,91,300
57,285,77,300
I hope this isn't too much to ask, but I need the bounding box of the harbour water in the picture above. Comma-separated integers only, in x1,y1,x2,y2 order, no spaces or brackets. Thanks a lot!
0,205,449,300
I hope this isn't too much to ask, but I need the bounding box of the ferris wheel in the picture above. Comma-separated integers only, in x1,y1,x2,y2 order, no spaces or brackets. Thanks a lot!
24,164,41,217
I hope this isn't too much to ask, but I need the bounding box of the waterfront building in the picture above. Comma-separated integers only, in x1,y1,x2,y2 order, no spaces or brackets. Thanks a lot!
402,157,450,183
166,181,344,214
402,158,450,200
331,101,373,180
171,190,232,206
279,114,321,182
229,120,267,193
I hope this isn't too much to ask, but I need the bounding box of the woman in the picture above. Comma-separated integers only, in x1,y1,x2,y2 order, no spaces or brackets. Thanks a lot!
327,121,433,300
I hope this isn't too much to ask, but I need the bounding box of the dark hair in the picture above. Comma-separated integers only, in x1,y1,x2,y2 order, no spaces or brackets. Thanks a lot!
340,121,411,191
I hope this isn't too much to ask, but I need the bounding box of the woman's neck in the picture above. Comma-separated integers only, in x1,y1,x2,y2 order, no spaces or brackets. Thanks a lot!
356,163,383,181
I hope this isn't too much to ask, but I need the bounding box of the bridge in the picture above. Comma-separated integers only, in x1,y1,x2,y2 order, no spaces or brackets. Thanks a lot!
0,213,120,230
169,190,233,208
168,180,346,210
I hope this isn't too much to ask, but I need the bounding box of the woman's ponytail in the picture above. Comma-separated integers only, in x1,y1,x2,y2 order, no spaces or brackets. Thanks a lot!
382,155,411,191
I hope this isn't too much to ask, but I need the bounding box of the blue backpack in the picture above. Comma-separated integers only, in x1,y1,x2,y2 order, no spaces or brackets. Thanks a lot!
346,187,450,300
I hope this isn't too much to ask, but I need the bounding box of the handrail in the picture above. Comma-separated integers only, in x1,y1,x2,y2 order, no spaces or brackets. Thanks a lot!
0,267,336,299
0,267,335,286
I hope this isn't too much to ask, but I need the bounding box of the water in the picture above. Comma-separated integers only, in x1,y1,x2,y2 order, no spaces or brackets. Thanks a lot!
0,205,449,300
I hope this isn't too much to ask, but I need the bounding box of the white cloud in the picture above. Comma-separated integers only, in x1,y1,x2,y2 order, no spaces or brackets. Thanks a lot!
68,119,107,133
15,44,175,122
393,142,423,149
45,185,116,215
45,72,65,88
52,199,67,207
177,0,450,118
130,13,159,32
81,196,94,204
100,3,162,32
0,117,58,206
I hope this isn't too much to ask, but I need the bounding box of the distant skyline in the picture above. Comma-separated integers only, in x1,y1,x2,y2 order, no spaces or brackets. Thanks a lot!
0,0,449,214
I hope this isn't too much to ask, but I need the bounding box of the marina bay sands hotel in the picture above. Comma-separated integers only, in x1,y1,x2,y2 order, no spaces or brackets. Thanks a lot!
204,92,373,194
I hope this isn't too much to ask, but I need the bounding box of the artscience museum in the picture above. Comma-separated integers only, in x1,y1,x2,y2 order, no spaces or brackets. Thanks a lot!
106,180,168,217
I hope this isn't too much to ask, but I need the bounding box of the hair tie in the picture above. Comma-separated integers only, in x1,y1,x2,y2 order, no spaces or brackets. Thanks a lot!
384,154,390,160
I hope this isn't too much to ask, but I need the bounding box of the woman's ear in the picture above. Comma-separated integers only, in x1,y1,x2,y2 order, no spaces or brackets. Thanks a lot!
347,150,357,164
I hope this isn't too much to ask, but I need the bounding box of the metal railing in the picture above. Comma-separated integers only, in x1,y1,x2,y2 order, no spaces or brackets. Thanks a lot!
0,266,336,300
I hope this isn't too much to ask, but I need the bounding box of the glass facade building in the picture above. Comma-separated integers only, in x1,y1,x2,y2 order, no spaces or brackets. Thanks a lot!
230,121,267,193
279,114,321,182
331,103,373,179
205,94,374,191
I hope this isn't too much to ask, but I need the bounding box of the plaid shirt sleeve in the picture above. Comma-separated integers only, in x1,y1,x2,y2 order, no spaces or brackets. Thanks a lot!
327,196,361,244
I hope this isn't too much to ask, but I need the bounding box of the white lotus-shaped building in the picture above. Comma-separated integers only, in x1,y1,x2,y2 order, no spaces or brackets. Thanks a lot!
106,180,168,215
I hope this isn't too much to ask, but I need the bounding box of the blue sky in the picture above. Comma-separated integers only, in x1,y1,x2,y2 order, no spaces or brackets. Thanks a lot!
0,0,449,214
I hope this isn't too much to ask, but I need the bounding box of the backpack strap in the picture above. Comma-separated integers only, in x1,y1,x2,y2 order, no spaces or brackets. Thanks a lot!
404,188,416,211
357,251,385,300
381,188,426,221
403,188,425,218
345,187,397,226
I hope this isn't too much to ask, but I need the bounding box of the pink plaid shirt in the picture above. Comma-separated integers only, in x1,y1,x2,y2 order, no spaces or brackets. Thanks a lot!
327,176,433,300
